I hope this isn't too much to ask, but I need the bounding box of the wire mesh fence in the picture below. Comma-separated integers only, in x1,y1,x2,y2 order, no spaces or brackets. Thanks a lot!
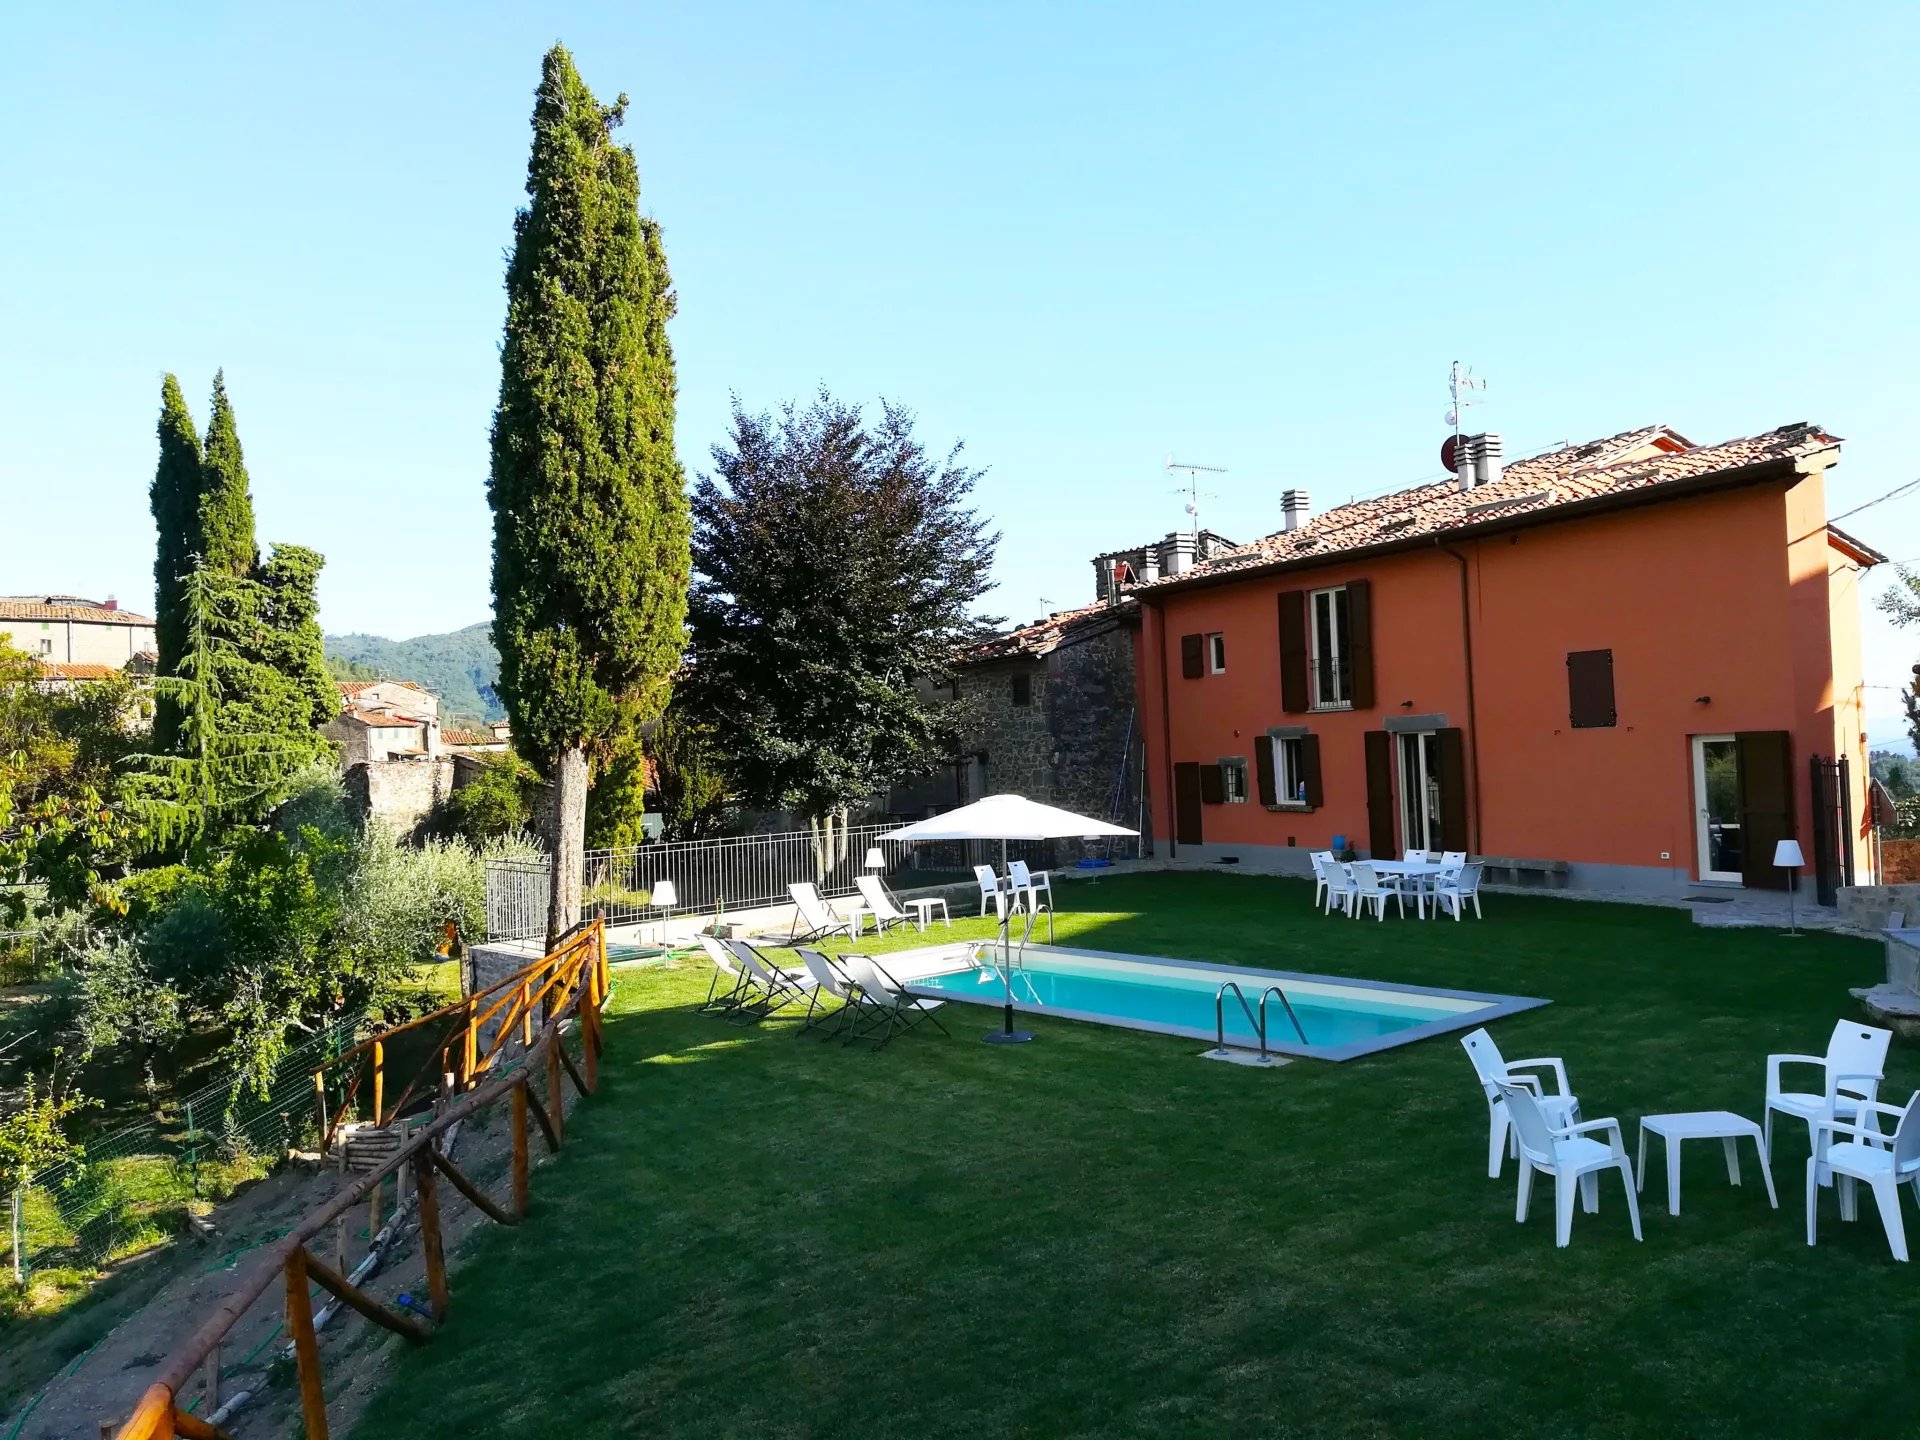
482,825,1133,941
5,1016,363,1282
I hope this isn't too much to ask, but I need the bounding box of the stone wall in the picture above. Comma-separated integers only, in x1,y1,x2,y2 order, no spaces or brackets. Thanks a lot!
1883,839,1920,884
345,756,455,836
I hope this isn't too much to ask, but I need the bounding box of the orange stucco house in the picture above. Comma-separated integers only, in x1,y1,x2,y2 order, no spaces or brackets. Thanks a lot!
1130,422,1883,901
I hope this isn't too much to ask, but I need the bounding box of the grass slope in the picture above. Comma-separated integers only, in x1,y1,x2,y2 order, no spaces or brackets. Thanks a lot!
323,622,501,721
357,874,1919,1439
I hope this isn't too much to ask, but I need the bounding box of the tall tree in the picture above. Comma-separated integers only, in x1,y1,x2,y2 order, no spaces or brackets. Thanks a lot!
258,544,339,729
198,370,260,580
489,43,690,947
150,374,204,747
684,392,998,862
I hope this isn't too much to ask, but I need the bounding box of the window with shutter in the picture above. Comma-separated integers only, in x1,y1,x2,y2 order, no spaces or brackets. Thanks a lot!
1180,633,1204,679
1567,649,1616,728
1278,591,1309,712
1200,763,1227,805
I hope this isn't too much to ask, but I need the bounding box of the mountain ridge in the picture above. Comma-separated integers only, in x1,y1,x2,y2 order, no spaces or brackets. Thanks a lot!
324,621,503,722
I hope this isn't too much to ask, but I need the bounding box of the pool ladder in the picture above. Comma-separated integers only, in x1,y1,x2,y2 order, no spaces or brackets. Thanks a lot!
1208,982,1309,1065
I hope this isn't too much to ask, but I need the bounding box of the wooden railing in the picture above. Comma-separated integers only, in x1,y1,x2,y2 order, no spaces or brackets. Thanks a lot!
111,921,612,1440
313,921,604,1155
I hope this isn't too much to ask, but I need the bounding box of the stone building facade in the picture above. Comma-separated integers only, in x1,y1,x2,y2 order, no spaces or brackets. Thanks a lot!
0,595,156,665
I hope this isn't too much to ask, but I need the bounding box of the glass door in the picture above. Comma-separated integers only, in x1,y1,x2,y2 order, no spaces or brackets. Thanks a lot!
1397,731,1444,855
1692,735,1743,882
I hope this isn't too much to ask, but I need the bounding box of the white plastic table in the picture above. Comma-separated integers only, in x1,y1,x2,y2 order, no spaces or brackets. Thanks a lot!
903,897,950,932
1636,1110,1778,1215
846,903,880,939
1366,859,1447,918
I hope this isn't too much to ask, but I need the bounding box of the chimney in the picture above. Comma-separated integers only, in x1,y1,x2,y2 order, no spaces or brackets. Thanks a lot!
1455,436,1477,492
1138,546,1160,584
1473,433,1503,489
1161,532,1197,576
1092,557,1112,602
102,595,118,612
1280,489,1311,533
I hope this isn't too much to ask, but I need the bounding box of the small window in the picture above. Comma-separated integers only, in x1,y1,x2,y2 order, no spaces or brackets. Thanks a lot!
1219,757,1249,804
1275,736,1308,805
1310,586,1351,708
1206,632,1226,674
1010,673,1031,707
37,638,52,656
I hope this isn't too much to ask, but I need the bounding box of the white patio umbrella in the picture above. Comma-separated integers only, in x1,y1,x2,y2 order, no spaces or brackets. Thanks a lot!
879,795,1137,1044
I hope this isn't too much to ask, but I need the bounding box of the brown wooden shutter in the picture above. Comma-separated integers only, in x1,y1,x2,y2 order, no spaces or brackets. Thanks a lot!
1736,730,1794,889
1364,730,1396,857
1173,762,1203,846
1180,633,1204,680
1255,737,1277,806
1567,649,1616,728
1437,728,1469,851
1300,734,1324,807
1346,578,1375,710
1278,591,1308,712
1200,763,1226,805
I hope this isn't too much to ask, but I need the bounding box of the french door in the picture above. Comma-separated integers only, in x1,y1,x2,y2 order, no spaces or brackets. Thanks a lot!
1691,735,1743,882
1397,731,1445,854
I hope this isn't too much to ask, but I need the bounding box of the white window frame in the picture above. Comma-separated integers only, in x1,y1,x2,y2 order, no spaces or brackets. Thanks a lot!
1271,735,1312,808
1309,585,1350,710
1206,631,1227,675
1220,756,1250,804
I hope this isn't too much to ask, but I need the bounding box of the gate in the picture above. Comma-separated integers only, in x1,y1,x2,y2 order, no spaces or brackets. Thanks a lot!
1809,754,1854,907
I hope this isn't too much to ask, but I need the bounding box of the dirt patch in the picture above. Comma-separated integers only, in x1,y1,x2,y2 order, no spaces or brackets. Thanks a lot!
4,1068,576,1439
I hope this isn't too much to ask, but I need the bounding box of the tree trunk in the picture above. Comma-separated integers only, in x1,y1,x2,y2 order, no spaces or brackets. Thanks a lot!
546,746,589,953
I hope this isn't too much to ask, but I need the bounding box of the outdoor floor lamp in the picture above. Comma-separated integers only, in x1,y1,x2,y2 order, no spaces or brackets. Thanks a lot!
1773,839,1804,935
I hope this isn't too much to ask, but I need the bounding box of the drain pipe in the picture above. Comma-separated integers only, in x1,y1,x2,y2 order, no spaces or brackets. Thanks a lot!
1437,541,1484,855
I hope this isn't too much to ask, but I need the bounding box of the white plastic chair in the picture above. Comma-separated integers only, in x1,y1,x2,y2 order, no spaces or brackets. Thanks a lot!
1322,861,1358,916
1498,1081,1642,1247
1441,851,1467,867
973,865,1007,919
1765,1021,1892,1169
1348,863,1404,921
1806,1092,1920,1261
1007,860,1053,913
1461,1027,1580,1178
1434,863,1484,921
1308,851,1334,909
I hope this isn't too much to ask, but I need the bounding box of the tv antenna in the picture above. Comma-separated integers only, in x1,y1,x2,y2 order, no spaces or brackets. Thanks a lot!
1165,456,1227,534
1445,361,1487,439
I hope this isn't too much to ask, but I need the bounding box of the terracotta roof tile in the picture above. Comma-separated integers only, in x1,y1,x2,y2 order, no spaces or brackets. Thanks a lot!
958,600,1134,664
442,728,503,747
1142,422,1840,590
335,679,427,697
0,598,154,625
35,661,120,680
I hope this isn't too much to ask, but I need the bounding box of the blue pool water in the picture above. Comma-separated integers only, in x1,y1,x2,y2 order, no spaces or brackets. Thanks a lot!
905,948,1500,1055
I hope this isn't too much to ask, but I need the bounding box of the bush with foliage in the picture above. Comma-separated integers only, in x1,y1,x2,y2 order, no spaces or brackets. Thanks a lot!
427,753,539,846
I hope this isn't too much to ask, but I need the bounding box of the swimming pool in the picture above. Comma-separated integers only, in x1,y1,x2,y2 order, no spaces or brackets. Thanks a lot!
895,943,1546,1061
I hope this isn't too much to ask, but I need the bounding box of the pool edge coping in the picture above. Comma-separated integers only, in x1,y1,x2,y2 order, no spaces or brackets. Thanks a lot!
900,941,1551,1062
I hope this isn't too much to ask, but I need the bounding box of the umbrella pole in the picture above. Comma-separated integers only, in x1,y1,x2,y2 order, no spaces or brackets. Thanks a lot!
983,836,1034,1044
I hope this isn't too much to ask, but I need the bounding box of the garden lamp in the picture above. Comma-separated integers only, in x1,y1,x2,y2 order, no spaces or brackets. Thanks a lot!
1773,839,1804,935
652,877,678,948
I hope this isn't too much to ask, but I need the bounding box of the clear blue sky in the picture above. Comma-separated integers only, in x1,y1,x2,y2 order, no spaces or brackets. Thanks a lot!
3,4,1917,739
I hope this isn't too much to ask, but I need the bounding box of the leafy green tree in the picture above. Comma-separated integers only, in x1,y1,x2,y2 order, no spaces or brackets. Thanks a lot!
128,569,329,851
488,43,690,946
257,545,338,729
2,1070,96,1278
1874,572,1920,754
652,704,735,840
197,370,259,579
428,752,538,845
684,392,997,864
586,731,650,849
150,374,204,748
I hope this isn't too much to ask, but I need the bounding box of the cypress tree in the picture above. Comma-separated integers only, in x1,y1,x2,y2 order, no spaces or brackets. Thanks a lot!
489,44,690,946
150,374,204,748
198,370,260,579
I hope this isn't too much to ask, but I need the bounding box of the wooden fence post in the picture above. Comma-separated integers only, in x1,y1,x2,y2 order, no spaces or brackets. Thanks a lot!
371,1040,384,1126
462,1000,478,1092
519,981,532,1049
546,1036,565,1143
10,1188,22,1285
284,1250,329,1440
511,1082,530,1217
415,1146,450,1320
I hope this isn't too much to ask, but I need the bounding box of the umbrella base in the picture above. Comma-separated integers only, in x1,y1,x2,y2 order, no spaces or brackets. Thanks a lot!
982,1029,1036,1045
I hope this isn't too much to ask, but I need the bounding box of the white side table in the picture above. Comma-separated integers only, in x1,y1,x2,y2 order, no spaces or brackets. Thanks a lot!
846,904,879,939
903,897,950,932
1636,1110,1779,1216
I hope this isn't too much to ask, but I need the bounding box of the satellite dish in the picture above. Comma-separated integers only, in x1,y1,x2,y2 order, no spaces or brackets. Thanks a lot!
1444,408,1458,427
1440,435,1461,473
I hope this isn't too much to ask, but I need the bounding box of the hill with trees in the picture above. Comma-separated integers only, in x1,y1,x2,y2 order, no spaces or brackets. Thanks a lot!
323,622,504,722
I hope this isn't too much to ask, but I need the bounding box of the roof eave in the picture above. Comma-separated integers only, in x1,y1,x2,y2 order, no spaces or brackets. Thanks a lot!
1134,450,1829,598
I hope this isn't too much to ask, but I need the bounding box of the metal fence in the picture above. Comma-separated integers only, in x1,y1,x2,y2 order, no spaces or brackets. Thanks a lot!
5,1016,363,1281
483,825,1132,940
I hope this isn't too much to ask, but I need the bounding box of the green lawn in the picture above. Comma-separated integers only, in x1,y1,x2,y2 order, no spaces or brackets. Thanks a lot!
356,874,1920,1439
